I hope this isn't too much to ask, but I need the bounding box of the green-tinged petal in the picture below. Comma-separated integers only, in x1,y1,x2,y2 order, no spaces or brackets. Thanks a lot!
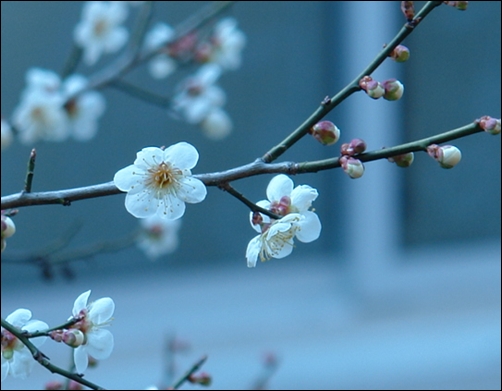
74,346,89,374
246,235,261,267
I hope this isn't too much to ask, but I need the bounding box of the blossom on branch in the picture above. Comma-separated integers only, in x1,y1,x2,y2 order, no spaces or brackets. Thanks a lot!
113,143,207,220
246,175,321,267
144,22,177,79
74,1,129,66
1,309,48,382
205,17,246,70
69,290,115,374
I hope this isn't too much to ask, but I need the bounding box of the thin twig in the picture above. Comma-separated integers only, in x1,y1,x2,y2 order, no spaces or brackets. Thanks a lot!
23,149,36,193
169,355,208,390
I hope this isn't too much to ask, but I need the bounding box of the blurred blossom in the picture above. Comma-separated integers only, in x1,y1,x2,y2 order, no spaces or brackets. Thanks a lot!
137,214,181,260
1,214,16,252
1,119,13,150
1,309,48,382
62,74,106,141
200,108,233,140
208,17,246,70
74,1,129,66
69,290,115,374
171,64,226,124
144,23,177,79
113,143,207,220
12,89,68,144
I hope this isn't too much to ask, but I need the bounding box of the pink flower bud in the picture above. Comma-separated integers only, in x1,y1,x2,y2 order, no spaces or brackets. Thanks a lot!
340,156,365,179
401,1,415,20
341,138,367,156
388,152,414,167
63,329,86,348
389,45,410,63
479,116,501,135
310,121,341,145
427,144,462,169
1,215,16,239
359,76,385,99
188,372,212,386
382,79,404,101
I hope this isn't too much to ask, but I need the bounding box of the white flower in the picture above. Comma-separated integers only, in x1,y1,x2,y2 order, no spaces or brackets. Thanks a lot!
24,68,61,95
137,214,181,259
246,175,322,268
62,74,106,141
1,119,13,150
113,143,207,220
1,309,48,382
74,1,129,66
246,213,321,268
12,89,69,144
144,23,177,79
210,18,246,70
70,290,114,374
171,64,225,124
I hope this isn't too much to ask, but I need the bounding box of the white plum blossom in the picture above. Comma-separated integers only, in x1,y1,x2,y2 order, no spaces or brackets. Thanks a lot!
69,290,114,374
246,175,322,267
144,23,177,79
1,309,48,382
246,213,321,268
171,64,226,124
74,1,129,66
137,214,181,259
12,88,69,145
62,74,106,141
209,17,246,70
114,143,207,220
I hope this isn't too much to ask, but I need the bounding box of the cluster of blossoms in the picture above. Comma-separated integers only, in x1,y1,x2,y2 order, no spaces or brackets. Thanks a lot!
143,17,246,139
246,175,322,268
1,291,114,381
11,68,105,145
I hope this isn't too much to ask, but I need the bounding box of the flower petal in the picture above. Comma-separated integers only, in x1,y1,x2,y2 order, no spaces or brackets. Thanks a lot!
295,211,322,243
89,298,114,324
86,329,114,360
157,193,186,220
134,147,164,169
175,177,207,204
246,235,262,268
124,191,158,218
73,290,91,316
163,142,199,170
74,346,89,374
113,165,145,192
5,309,31,327
290,185,318,212
266,174,293,202
9,346,33,379
270,238,294,259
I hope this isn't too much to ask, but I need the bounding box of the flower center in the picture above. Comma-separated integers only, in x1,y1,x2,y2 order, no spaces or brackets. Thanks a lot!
1,330,19,360
93,19,109,37
147,162,179,189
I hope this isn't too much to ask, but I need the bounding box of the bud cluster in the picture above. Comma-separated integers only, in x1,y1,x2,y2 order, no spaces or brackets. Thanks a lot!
340,138,367,179
359,76,404,101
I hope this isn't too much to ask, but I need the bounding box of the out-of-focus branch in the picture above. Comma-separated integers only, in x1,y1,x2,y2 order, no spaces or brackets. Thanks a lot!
0,120,490,210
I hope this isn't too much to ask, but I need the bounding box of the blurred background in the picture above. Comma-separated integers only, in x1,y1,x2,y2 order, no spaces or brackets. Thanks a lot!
1,1,500,389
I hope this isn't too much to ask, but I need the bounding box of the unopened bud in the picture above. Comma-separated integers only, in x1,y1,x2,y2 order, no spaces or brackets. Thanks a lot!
310,121,341,145
388,152,414,167
45,381,64,390
444,1,468,11
389,45,410,63
341,138,367,156
401,1,415,20
1,215,16,239
382,79,404,101
63,329,86,348
359,76,385,99
479,116,501,135
188,372,212,386
340,156,365,179
427,144,462,169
